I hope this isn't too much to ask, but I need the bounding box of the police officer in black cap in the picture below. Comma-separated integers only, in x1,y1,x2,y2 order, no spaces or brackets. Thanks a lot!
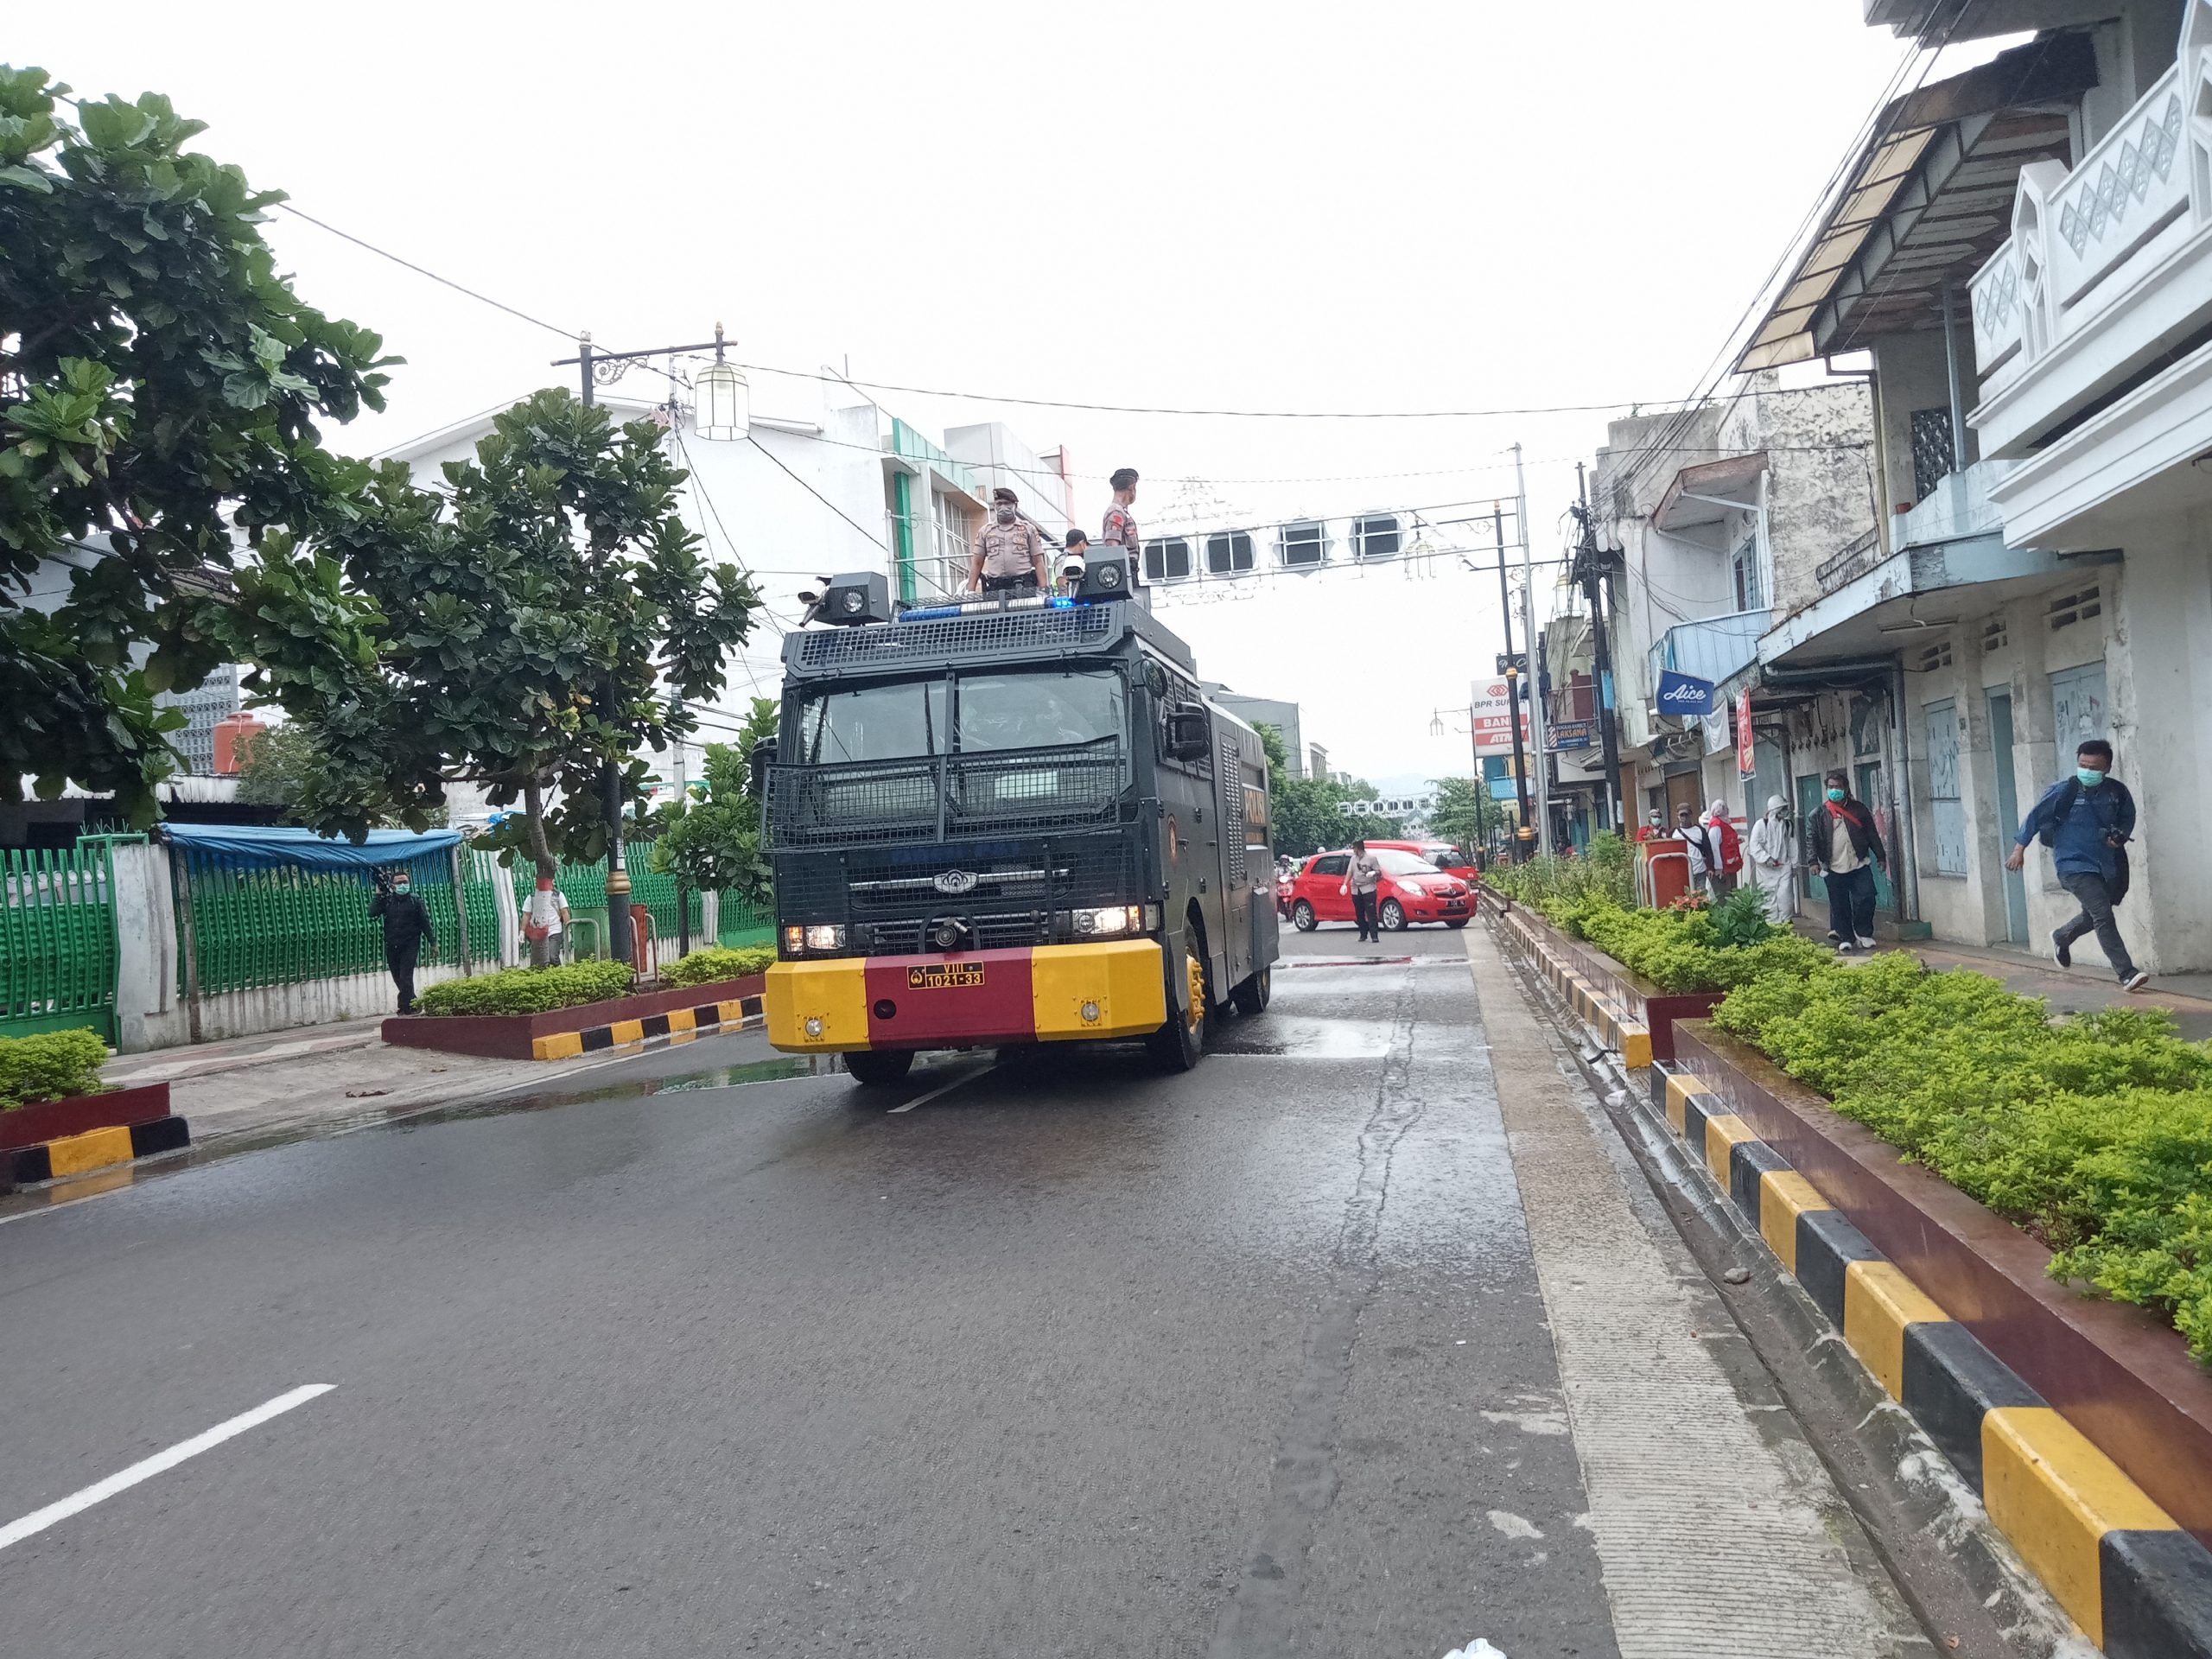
965,486,1051,594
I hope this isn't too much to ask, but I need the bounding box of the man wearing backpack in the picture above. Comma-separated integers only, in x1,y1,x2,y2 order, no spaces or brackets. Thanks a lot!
1804,769,1885,954
2006,738,2147,991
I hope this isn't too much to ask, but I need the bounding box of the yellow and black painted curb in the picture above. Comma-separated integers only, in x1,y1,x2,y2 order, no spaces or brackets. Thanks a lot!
8,1116,192,1187
1651,1062,2212,1658
529,995,766,1062
1492,909,1653,1069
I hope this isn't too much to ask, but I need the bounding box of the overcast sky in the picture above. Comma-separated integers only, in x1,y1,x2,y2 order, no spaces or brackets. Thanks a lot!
19,1,1934,786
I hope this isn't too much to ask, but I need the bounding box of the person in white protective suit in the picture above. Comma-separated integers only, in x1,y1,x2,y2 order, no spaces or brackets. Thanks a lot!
1745,793,1796,925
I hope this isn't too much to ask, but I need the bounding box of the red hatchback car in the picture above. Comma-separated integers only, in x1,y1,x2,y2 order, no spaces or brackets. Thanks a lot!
1283,847,1475,932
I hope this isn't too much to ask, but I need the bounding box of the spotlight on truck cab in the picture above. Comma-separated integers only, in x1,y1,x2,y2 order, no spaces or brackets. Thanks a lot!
804,571,891,627
1076,550,1134,602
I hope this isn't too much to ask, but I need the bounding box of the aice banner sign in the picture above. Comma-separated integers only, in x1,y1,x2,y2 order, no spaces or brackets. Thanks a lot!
1655,670,1718,718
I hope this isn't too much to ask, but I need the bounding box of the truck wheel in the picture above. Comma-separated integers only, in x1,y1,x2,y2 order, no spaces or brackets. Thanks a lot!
1230,967,1271,1015
1147,931,1208,1071
842,1050,915,1087
1291,900,1317,932
1380,899,1408,931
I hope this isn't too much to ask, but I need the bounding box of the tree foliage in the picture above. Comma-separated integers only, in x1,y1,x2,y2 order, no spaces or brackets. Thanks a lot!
235,718,440,828
1257,726,1402,857
1,66,396,822
286,391,761,875
648,698,777,903
1427,774,1503,857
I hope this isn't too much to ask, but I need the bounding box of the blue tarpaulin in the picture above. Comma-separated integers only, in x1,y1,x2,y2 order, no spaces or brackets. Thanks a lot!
160,823,463,878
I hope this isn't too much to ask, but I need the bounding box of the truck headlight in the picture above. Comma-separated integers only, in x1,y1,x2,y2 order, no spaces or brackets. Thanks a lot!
783,925,804,955
804,925,846,952
1068,905,1142,936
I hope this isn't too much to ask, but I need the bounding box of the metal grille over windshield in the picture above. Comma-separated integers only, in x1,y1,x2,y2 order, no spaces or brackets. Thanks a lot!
769,739,1128,848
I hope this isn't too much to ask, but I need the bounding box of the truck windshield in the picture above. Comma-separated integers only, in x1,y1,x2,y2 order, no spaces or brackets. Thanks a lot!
955,671,1126,752
798,670,1125,763
798,681,949,765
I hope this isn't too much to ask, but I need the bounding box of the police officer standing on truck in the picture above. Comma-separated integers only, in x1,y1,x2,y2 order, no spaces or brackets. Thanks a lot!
966,486,1051,594
1099,467,1142,597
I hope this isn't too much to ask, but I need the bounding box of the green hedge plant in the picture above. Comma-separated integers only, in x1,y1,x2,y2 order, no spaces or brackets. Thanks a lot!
0,1027,110,1108
416,961,637,1018
665,945,775,988
1714,950,2212,1362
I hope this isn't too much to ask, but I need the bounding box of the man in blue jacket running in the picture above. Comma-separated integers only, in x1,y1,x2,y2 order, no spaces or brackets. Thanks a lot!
2005,737,2148,991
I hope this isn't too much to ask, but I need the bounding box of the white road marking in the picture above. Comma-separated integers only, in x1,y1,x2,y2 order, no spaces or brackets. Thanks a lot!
887,1062,994,1115
0,1384,334,1553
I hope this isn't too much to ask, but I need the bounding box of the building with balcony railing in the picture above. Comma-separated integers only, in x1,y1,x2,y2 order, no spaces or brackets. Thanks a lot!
1591,379,1876,841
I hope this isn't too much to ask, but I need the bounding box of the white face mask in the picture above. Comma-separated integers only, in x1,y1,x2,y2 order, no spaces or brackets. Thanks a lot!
995,506,1015,524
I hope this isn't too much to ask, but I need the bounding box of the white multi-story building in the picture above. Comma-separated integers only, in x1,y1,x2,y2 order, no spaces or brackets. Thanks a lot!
381,376,1071,810
1595,3,2212,969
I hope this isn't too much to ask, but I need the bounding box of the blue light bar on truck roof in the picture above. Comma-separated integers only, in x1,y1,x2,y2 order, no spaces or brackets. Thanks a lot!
899,595,1078,624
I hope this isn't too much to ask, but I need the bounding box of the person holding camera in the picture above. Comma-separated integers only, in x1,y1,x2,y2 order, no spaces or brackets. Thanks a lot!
369,867,436,1014
2007,737,2148,991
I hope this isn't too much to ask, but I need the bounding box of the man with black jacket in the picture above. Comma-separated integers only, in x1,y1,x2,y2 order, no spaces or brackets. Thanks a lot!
2005,737,2147,991
370,868,436,1014
1803,769,1885,953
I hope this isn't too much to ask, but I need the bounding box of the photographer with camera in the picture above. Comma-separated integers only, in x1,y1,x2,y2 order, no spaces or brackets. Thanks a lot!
369,866,437,1014
2007,737,2148,992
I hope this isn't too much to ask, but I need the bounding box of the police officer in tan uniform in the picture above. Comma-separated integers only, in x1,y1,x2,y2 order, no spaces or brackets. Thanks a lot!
1100,467,1141,569
966,486,1051,594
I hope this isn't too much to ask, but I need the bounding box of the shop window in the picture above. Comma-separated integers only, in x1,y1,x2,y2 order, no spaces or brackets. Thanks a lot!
1205,531,1255,575
1351,515,1401,562
1143,537,1192,582
1279,523,1326,568
1923,700,1965,874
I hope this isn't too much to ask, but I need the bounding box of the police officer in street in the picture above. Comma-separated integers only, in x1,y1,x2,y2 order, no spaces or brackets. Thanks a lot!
965,486,1051,594
369,866,436,1014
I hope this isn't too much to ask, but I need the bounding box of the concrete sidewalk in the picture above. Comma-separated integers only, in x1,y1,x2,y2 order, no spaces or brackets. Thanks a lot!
99,1018,701,1151
1910,937,2212,1039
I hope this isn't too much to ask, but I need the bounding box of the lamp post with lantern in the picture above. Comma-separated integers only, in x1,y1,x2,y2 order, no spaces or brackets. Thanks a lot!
550,324,749,971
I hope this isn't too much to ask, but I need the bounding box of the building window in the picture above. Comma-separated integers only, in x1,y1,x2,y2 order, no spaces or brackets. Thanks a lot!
1143,537,1192,582
1731,535,1763,612
1923,700,1965,874
1279,523,1326,568
930,491,972,600
2050,662,2107,748
1351,515,1400,562
1916,639,1954,672
1981,617,2008,653
1205,530,1254,575
2045,587,2101,630
1910,408,1955,500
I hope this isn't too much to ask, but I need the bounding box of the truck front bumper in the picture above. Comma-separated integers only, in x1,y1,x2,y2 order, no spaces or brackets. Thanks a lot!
766,939,1167,1053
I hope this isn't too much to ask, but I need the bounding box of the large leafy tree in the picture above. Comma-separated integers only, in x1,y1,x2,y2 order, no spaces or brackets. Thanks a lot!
649,697,778,906
1427,773,1504,858
1,67,395,822
235,718,442,828
289,389,760,901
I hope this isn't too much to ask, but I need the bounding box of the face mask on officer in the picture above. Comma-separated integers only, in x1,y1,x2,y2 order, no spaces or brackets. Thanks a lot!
995,505,1016,525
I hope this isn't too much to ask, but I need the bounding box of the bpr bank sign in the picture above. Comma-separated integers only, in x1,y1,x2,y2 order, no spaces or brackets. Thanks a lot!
1655,670,1718,718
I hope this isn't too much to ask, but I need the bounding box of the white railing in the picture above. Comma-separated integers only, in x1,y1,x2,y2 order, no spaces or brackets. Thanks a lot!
1972,11,2212,391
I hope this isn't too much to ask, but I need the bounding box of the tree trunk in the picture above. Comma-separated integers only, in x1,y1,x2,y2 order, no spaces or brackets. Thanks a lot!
524,777,557,970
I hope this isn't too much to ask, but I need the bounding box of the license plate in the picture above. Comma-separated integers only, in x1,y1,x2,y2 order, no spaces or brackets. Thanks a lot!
907,962,986,989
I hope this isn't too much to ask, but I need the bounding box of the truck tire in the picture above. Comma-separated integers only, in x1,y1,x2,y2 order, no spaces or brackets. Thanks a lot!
1291,900,1317,931
1147,928,1208,1071
842,1050,916,1087
1230,966,1271,1016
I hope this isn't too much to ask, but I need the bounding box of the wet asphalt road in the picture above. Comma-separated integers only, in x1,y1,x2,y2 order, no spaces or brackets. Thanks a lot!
0,925,1619,1657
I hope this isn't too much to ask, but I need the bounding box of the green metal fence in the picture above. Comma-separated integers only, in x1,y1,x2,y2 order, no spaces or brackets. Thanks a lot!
1,839,126,1042
717,893,772,950
178,844,500,997
626,844,703,944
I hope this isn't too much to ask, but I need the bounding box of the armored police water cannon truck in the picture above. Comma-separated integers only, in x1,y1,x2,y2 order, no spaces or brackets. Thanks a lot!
760,550,1278,1082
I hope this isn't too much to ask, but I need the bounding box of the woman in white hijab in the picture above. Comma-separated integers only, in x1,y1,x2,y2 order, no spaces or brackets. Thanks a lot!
1745,794,1796,925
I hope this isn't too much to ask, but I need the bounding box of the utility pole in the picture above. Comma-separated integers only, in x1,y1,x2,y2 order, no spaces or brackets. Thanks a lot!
1515,443,1549,854
554,325,743,974
1575,463,1624,835
575,334,636,971
1491,505,1534,860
